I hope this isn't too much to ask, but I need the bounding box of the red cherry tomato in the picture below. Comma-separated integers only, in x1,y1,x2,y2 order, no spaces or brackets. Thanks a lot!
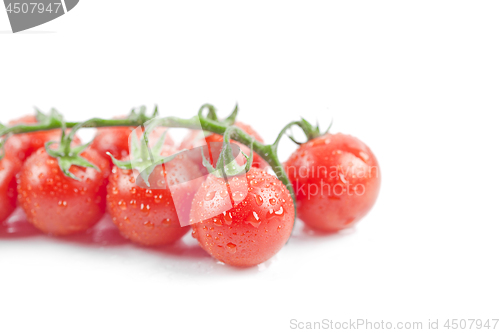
17,148,110,236
284,133,381,232
106,151,203,246
91,124,174,163
179,121,267,169
5,115,80,162
190,167,294,267
0,156,22,223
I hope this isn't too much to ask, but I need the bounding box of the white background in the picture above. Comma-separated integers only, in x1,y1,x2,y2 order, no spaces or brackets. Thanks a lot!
1,1,500,332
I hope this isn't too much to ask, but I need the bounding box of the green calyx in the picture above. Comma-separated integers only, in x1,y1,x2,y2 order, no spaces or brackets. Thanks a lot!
201,125,254,179
127,105,159,124
107,123,179,187
288,118,333,144
45,118,101,181
35,108,65,127
198,103,239,127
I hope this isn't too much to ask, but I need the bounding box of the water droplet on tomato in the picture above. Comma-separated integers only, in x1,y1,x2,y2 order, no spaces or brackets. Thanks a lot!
226,243,237,253
118,200,127,210
161,218,171,226
359,151,370,162
213,217,223,226
145,189,153,197
232,191,245,201
269,198,276,205
144,221,154,228
204,191,216,201
223,211,233,225
254,194,263,206
140,203,150,215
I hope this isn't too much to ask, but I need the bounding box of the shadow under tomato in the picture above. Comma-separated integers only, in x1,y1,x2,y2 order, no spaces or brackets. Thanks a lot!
290,219,358,242
0,208,41,239
141,236,211,260
60,215,130,247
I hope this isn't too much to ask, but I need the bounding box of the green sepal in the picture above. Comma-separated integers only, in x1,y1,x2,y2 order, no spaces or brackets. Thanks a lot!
127,105,159,124
45,119,101,181
287,118,333,144
0,135,7,160
107,123,178,187
201,126,254,179
35,108,64,127
222,103,238,126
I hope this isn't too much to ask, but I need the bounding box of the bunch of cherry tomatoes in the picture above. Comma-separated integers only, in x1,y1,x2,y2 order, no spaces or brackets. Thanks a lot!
0,106,380,267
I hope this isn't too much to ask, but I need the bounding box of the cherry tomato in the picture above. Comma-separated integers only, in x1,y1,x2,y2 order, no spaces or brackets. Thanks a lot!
284,133,381,232
5,115,80,162
0,156,22,223
180,121,266,169
91,124,174,163
17,148,110,236
106,150,202,246
190,167,294,267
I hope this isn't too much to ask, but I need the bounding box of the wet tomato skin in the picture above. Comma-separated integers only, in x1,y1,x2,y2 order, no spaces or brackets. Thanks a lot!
17,148,110,236
106,152,202,246
0,156,22,223
190,167,294,267
284,133,381,232
5,115,80,162
91,125,174,163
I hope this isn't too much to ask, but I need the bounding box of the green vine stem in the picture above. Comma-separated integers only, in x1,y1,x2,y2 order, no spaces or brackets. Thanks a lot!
0,112,321,213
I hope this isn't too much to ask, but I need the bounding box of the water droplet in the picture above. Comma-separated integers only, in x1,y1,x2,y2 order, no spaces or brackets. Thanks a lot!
161,218,171,226
213,217,223,226
269,198,276,205
129,199,137,208
144,221,154,228
275,206,284,215
339,173,346,184
232,191,245,201
46,178,54,185
254,194,263,206
204,191,216,201
226,243,237,253
223,211,233,225
112,187,118,195
140,203,150,215
130,187,136,194
145,189,153,197
154,195,163,203
58,200,67,208
220,189,228,198
359,151,370,162
118,200,127,210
